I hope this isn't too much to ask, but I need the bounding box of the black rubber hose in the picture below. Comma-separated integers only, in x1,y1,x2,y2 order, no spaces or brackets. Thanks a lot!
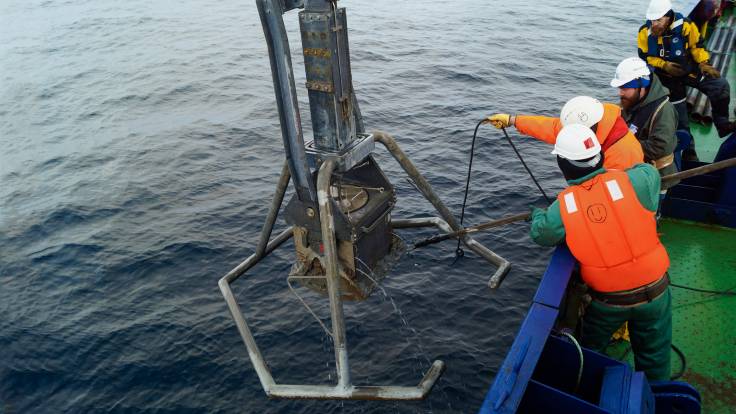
670,282,736,296
501,126,552,205
670,344,686,380
607,340,686,380
454,120,485,257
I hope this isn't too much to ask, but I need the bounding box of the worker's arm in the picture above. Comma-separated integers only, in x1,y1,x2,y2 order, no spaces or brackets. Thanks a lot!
529,201,566,246
640,103,677,163
638,25,667,69
625,163,661,212
514,115,563,145
684,20,709,64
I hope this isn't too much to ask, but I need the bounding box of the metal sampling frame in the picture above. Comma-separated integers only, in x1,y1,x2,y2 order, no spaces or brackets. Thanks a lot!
218,0,511,400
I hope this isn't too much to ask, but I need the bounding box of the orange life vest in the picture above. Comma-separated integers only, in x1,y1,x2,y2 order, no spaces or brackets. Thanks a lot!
558,170,669,292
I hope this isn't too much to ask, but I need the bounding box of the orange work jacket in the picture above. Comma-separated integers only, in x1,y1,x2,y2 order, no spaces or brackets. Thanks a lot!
558,170,669,292
515,103,644,170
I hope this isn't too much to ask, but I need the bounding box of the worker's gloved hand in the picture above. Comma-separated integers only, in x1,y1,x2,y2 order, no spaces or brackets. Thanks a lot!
699,61,721,78
529,206,545,221
662,62,687,77
483,113,513,129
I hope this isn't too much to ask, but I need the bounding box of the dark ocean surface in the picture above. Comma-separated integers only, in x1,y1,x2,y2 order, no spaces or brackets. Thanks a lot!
1,0,653,412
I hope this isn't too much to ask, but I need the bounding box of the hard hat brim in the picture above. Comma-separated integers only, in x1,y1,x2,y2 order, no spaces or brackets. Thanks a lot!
646,10,668,20
610,78,628,88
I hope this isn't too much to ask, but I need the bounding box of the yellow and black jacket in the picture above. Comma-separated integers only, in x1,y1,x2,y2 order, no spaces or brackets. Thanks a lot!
637,12,709,73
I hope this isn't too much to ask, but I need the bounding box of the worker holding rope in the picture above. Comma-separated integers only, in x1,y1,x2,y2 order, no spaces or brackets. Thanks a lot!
529,124,672,381
485,96,644,170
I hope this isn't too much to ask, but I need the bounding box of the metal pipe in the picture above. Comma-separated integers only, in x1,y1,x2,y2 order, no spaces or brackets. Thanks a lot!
374,130,512,286
372,131,462,230
256,0,316,202
691,19,723,118
220,280,276,393
393,217,512,288
703,20,736,120
692,13,735,120
256,160,291,257
267,360,445,400
464,235,512,289
663,155,736,182
223,227,294,284
316,159,351,390
689,23,725,108
218,227,295,392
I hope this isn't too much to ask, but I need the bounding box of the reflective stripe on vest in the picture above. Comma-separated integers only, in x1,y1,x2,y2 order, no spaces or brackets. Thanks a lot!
647,13,688,64
558,170,670,292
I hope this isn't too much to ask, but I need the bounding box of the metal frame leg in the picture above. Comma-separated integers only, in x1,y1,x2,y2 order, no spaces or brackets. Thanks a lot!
373,131,512,288
316,159,351,390
256,160,291,257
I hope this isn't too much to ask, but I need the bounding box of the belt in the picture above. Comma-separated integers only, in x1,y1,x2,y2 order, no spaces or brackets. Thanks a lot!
651,153,675,170
592,273,669,306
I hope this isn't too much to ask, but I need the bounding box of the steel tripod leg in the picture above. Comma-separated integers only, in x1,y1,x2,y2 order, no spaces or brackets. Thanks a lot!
218,161,291,393
219,227,294,393
316,159,351,389
256,160,291,258
373,131,461,229
372,130,511,287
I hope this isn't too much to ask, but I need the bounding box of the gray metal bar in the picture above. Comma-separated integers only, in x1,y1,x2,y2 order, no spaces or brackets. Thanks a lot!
374,130,511,286
316,159,351,390
256,160,291,257
393,217,512,288
218,227,295,392
256,0,316,202
224,227,294,285
691,13,734,121
267,360,445,400
464,235,512,289
691,24,725,118
703,17,736,120
372,131,461,230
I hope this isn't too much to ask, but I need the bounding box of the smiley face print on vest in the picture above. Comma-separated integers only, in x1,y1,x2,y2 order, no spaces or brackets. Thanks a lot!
587,203,608,223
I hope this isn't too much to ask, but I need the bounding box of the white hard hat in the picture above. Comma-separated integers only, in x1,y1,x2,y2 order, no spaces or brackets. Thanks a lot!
610,57,651,88
646,0,672,20
559,96,604,128
552,124,602,160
